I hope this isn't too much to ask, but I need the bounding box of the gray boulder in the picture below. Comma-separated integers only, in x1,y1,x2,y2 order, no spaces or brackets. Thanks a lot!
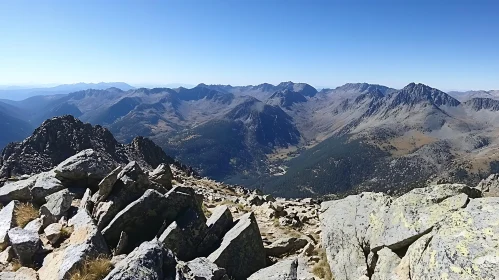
92,165,122,203
0,201,19,248
197,205,233,256
149,163,173,189
176,257,228,280
79,188,94,213
208,212,266,280
93,161,150,229
371,247,400,280
265,237,308,257
103,239,169,280
159,207,207,261
248,258,298,280
0,177,35,204
0,246,13,265
44,223,63,244
0,267,38,280
39,189,74,226
476,173,499,197
53,149,117,183
7,227,41,266
102,187,201,253
30,171,65,204
38,210,109,280
24,218,43,234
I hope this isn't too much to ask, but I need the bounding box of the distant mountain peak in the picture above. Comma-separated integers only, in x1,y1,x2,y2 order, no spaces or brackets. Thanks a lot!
392,83,460,107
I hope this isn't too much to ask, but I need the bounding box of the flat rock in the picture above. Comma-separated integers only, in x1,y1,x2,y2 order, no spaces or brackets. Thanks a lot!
0,267,38,280
265,237,308,257
53,149,117,183
0,177,35,204
38,210,109,280
7,227,41,266
208,212,266,280
176,257,228,280
248,258,298,280
0,201,19,247
103,239,169,280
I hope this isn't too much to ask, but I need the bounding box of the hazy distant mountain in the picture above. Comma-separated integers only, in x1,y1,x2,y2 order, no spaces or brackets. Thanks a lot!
2,81,499,198
0,101,33,149
0,82,134,101
448,89,499,102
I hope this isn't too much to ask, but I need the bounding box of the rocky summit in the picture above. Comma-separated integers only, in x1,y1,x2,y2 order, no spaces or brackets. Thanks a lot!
1,116,499,280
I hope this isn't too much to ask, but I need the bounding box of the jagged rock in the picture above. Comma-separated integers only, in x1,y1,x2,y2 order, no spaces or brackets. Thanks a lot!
24,218,43,234
263,194,275,202
80,188,94,213
476,173,499,197
92,166,122,203
159,207,207,261
265,237,308,257
405,198,499,279
38,210,109,280
93,161,150,229
0,201,19,248
320,192,391,280
39,189,74,226
247,194,264,206
176,257,229,280
103,239,171,280
53,149,117,185
371,247,400,280
149,163,173,189
369,184,479,250
102,187,201,253
30,172,65,204
0,246,13,265
248,258,313,280
7,227,41,266
0,267,38,280
208,212,266,280
114,231,128,256
198,205,233,256
44,223,62,244
0,177,35,204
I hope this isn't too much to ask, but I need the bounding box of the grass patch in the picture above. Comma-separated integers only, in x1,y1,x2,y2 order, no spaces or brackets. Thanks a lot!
11,259,22,271
60,226,74,240
69,255,112,280
14,203,39,228
312,247,333,280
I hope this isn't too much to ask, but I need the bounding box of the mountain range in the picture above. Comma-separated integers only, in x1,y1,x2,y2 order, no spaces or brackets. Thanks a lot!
1,81,499,197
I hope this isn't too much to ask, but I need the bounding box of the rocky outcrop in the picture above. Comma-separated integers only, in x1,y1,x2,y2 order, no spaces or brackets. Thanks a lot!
476,173,499,197
0,115,175,177
176,257,229,280
7,228,41,266
320,183,496,280
208,212,266,280
39,189,73,226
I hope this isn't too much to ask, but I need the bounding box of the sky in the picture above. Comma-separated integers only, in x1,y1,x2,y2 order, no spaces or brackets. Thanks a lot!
0,0,498,91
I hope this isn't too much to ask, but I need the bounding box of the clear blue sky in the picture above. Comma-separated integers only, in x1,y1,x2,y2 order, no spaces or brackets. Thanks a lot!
0,0,498,90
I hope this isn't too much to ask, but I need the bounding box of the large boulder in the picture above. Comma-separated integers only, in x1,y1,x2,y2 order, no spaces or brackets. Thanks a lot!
92,161,150,229
320,192,391,280
38,210,109,280
39,189,74,226
265,237,308,257
92,166,122,203
30,171,65,204
369,184,478,250
371,247,400,280
0,178,35,204
53,149,117,183
476,173,499,197
7,227,41,266
102,187,202,252
176,257,228,280
159,207,207,261
103,239,173,280
197,205,233,257
0,201,19,248
149,163,173,189
207,212,266,280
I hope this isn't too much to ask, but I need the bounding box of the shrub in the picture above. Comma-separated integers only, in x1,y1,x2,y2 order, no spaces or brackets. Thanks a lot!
14,203,39,228
69,255,112,280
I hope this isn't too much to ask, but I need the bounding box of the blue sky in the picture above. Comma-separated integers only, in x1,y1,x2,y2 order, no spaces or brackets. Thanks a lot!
0,0,498,90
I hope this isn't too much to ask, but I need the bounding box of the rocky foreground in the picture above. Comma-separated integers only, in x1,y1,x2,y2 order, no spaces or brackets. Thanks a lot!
0,116,498,280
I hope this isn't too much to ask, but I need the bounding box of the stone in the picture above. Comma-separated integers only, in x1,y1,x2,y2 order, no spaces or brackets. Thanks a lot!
79,188,94,213
262,194,275,202
24,218,43,234
0,177,35,204
476,173,499,197
371,247,400,280
102,187,202,253
38,210,109,280
7,227,41,266
103,239,168,280
407,198,499,279
39,189,74,226
208,212,266,280
0,267,38,280
93,165,122,203
44,223,63,244
110,254,126,266
265,237,308,257
320,192,392,280
176,257,229,280
149,163,173,189
248,258,298,280
369,184,478,250
247,194,264,206
197,205,233,256
0,200,19,248
0,246,13,265
53,149,117,183
30,171,65,204
114,231,128,256
159,207,207,261
93,161,150,229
